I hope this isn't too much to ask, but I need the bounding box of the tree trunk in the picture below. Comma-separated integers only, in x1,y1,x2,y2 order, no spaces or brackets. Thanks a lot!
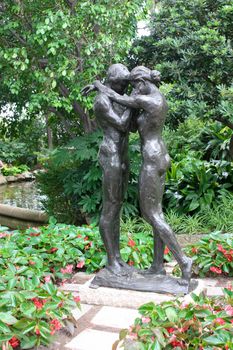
46,114,53,150
229,134,233,160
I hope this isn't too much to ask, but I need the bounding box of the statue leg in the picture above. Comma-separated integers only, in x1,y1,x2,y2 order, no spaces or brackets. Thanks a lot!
140,171,166,275
99,153,131,276
139,165,192,284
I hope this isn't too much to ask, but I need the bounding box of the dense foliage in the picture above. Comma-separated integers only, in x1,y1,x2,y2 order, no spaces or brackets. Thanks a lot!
0,0,149,142
130,0,233,156
186,231,233,277
37,131,141,224
114,288,233,350
0,226,80,349
38,118,233,224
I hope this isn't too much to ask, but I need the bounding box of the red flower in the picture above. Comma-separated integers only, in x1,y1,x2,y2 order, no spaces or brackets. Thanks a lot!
191,247,198,254
30,232,40,237
164,246,170,255
128,260,134,266
141,317,151,323
35,328,40,336
60,264,73,274
32,298,47,309
29,260,36,265
217,244,227,254
49,247,58,253
170,340,184,348
210,266,222,274
128,239,136,247
224,252,233,262
77,261,85,269
73,296,81,303
167,327,175,333
50,319,62,335
9,337,20,348
84,236,89,241
0,232,8,238
214,318,225,325
77,234,82,238
44,275,51,283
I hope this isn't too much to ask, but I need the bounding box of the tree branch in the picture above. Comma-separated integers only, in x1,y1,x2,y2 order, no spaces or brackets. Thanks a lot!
214,115,233,130
48,106,76,138
58,82,96,133
8,29,27,45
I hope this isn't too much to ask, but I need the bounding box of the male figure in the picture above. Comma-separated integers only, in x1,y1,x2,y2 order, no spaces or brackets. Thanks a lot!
83,64,132,275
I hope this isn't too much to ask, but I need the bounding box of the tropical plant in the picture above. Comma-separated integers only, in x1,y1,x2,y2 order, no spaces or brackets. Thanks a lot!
114,287,233,350
37,131,142,224
164,156,233,214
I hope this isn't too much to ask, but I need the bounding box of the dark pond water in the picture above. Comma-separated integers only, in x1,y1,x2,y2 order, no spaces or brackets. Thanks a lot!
0,181,46,210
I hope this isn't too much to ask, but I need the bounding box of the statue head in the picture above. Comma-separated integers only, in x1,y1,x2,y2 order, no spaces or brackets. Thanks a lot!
129,66,161,94
106,64,130,94
130,66,161,83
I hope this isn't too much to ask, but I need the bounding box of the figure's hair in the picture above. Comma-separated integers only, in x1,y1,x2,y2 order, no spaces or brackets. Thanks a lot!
106,64,130,82
130,66,161,83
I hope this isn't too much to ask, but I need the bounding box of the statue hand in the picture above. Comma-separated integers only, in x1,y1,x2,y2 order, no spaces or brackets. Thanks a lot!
93,80,105,92
81,84,96,96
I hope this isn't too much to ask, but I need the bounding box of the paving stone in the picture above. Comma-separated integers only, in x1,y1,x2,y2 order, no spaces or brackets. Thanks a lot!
91,306,139,329
73,272,94,285
65,329,118,350
71,304,93,321
206,287,224,297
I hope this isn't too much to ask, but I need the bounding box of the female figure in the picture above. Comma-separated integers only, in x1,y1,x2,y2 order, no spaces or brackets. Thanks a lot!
94,66,192,285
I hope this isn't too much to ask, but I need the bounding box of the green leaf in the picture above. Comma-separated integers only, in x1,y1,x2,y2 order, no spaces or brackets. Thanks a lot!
20,336,37,349
165,307,178,322
43,282,57,296
0,312,18,325
0,320,11,333
52,80,57,88
20,302,36,316
0,334,13,341
205,336,224,345
152,340,161,350
20,291,38,299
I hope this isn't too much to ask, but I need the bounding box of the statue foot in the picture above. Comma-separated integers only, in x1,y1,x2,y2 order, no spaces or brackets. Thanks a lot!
106,260,135,277
178,257,193,286
140,265,166,276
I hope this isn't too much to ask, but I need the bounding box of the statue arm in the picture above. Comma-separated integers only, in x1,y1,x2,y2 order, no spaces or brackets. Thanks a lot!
94,81,140,109
95,95,131,132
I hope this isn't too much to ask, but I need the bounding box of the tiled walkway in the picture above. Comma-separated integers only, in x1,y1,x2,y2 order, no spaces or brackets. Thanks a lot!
44,268,232,350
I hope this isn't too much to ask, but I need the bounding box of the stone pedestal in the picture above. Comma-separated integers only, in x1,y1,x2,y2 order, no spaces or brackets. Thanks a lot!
90,268,197,295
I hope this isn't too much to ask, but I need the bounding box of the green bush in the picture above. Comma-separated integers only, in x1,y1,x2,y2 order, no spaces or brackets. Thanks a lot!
1,164,29,176
37,131,141,224
164,157,233,214
115,288,233,350
0,140,33,165
186,231,233,277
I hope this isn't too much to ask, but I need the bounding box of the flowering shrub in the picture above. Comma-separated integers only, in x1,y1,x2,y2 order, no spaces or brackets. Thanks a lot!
185,232,233,277
0,221,172,280
114,287,233,350
0,275,79,349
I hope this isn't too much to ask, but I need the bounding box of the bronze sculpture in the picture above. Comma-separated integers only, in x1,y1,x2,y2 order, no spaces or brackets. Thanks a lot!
82,65,195,294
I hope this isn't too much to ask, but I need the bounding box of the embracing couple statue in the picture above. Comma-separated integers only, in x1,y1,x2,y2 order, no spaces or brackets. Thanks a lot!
82,64,194,294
